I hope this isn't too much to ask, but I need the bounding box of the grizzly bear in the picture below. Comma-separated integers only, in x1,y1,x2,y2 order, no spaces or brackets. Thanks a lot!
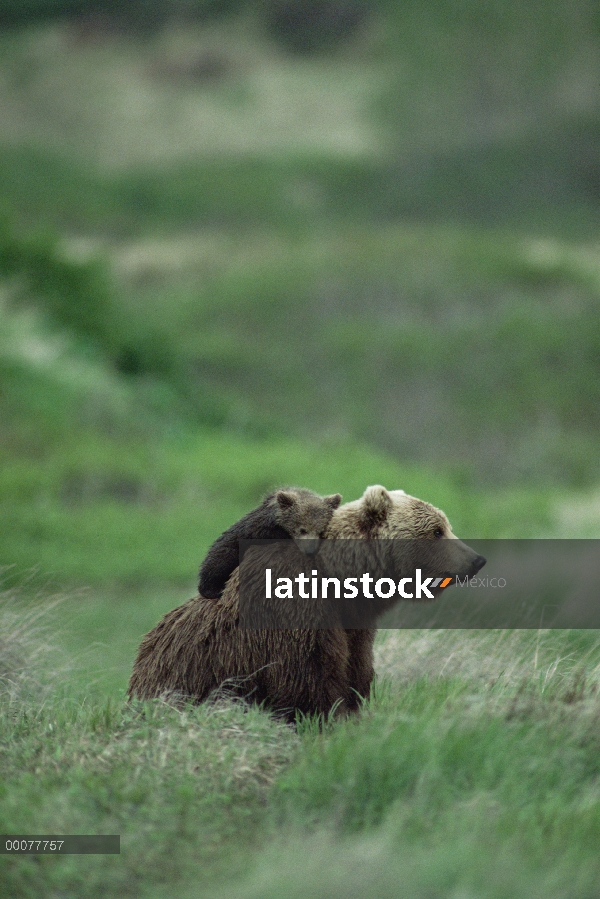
128,485,485,721
198,488,342,599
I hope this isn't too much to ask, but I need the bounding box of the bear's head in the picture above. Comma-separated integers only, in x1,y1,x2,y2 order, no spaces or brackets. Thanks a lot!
326,484,486,592
275,488,342,555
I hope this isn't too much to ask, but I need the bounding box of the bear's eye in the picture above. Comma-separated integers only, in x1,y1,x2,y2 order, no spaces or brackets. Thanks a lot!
433,527,444,539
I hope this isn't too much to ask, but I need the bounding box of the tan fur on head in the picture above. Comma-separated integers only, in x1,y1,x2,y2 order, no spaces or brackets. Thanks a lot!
357,485,392,532
325,484,483,589
327,485,455,542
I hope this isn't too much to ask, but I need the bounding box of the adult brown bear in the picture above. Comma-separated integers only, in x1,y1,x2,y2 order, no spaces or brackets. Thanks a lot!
128,485,485,720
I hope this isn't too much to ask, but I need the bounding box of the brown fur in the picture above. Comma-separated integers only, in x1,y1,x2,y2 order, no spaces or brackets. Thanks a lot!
128,485,483,721
198,487,342,599
128,567,374,721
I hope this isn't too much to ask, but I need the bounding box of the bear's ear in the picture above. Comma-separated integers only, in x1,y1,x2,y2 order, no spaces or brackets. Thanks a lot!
325,493,342,510
359,485,392,531
275,490,296,509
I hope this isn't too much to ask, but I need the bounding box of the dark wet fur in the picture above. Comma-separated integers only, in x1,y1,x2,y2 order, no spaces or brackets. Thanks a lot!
198,488,341,599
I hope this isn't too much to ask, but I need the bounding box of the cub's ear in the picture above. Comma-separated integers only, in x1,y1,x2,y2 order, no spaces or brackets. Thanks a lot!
325,493,342,510
276,490,296,509
359,485,392,530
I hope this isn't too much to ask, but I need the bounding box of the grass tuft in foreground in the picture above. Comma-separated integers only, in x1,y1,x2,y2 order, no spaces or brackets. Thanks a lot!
2,600,600,899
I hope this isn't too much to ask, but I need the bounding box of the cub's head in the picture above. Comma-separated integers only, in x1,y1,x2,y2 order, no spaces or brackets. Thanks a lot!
275,488,342,555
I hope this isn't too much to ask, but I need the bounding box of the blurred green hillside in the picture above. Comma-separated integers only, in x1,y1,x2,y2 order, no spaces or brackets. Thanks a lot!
1,1,600,593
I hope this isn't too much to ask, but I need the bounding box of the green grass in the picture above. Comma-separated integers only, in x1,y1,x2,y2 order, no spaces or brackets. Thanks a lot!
4,142,600,238
2,279,573,594
0,694,298,898
0,418,561,587
5,216,600,489
2,277,596,898
2,601,600,899
2,13,600,486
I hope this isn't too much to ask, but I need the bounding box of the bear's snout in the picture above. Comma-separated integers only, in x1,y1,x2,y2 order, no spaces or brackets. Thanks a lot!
294,537,320,556
470,554,487,574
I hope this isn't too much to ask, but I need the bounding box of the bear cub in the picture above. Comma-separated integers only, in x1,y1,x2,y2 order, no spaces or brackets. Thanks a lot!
198,487,342,599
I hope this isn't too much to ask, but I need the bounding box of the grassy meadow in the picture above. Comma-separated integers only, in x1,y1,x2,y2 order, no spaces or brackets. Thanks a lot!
2,4,600,897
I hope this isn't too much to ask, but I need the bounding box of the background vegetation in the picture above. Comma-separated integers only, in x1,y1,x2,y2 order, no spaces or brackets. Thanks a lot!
1,2,600,897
